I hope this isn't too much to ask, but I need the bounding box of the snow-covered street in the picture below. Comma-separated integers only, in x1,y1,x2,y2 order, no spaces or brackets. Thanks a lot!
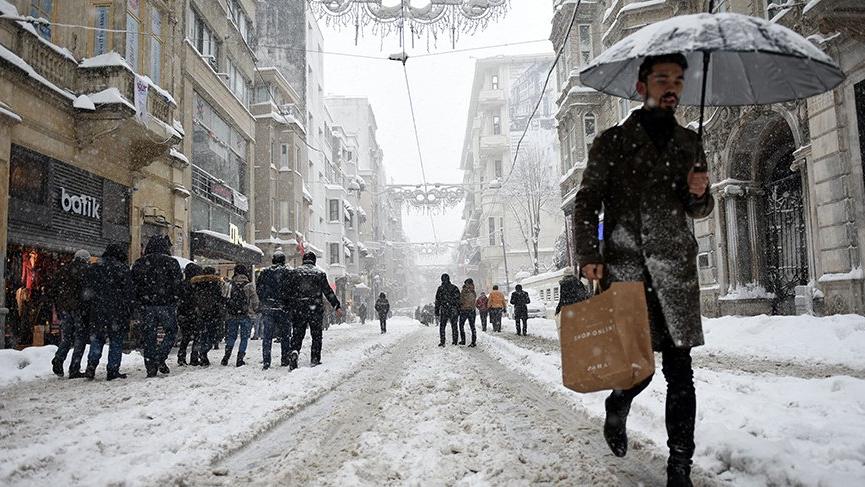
1,314,865,486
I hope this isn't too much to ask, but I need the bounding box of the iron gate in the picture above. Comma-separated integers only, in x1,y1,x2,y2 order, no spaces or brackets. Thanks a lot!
764,171,809,314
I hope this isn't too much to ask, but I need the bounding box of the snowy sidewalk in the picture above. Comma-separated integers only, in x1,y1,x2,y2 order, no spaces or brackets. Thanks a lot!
485,314,865,486
0,319,417,486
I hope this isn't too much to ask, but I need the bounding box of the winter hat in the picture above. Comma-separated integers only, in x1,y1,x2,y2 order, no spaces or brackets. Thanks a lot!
303,252,317,265
465,278,473,285
102,244,127,264
272,251,286,265
441,273,450,283
379,292,386,299
234,264,249,277
74,249,91,261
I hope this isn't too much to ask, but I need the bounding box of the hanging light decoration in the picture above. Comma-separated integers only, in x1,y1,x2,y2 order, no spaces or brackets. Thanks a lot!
385,183,466,213
308,0,510,47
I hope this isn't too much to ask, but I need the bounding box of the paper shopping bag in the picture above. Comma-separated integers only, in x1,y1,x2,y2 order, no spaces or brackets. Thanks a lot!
559,282,654,393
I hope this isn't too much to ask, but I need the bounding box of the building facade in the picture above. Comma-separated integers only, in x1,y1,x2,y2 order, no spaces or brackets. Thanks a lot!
551,0,865,316
459,54,564,294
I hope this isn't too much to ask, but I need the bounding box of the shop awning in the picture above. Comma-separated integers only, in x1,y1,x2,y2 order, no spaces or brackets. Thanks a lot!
191,230,262,265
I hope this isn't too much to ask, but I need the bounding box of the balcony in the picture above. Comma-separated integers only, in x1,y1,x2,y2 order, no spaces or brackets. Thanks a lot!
602,0,674,47
478,89,505,106
803,0,865,40
480,133,508,154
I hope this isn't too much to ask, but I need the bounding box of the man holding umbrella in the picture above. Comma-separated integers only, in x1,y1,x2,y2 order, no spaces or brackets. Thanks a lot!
573,53,712,486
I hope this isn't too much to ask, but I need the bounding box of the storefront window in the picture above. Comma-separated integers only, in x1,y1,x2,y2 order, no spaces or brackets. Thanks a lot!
10,146,49,205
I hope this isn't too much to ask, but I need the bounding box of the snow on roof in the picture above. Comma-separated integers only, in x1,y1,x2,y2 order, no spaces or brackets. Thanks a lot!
172,119,185,137
325,183,346,192
0,44,75,101
0,101,22,123
620,0,665,15
243,242,264,255
73,95,95,111
86,87,135,110
169,148,189,165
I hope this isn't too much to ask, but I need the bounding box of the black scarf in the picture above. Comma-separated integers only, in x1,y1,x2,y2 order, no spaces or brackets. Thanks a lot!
636,107,677,152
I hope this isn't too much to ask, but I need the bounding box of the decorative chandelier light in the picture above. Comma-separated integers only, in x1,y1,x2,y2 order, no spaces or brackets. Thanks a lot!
385,184,466,213
308,0,510,47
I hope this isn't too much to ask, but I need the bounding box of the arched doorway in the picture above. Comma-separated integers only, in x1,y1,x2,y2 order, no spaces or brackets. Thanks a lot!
756,119,808,314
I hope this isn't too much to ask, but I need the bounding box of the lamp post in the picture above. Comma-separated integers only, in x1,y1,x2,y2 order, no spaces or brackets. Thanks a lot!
500,227,511,295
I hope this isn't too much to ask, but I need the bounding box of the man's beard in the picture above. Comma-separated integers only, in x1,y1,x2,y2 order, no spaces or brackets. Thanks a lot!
645,92,679,112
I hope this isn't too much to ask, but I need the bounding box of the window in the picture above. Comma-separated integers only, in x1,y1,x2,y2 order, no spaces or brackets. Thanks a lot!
561,127,572,172
855,80,865,191
568,123,578,165
491,74,499,90
618,98,630,121
489,217,496,246
188,7,219,69
91,3,111,56
150,8,163,84
228,0,252,44
328,199,340,222
296,147,302,171
583,113,597,154
29,0,52,40
126,12,140,70
494,159,503,179
280,200,289,229
192,92,248,194
493,115,501,135
578,24,593,65
280,144,290,169
329,243,341,264
226,60,250,106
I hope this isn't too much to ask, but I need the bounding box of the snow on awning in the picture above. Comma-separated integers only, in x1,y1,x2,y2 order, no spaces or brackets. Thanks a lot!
169,148,189,165
87,87,135,110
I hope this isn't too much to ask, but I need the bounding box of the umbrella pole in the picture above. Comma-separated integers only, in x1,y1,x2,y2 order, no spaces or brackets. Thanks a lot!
696,50,710,171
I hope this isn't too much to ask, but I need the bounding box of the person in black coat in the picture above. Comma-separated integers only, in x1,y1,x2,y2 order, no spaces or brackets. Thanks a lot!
282,252,341,370
190,266,225,367
510,284,530,336
82,244,133,380
130,235,183,377
434,274,461,347
176,262,203,366
358,302,368,324
50,249,90,378
374,293,390,334
256,251,290,370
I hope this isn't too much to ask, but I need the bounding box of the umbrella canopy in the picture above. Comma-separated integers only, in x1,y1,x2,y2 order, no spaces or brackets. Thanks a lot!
580,13,844,107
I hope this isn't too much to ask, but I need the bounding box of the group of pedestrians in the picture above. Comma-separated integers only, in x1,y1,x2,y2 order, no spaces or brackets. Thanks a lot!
48,236,343,380
432,273,533,348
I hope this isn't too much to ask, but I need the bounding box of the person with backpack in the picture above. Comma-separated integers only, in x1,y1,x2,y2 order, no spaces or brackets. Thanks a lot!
189,266,224,367
488,285,506,333
82,244,133,380
130,235,183,378
256,252,290,370
476,291,490,332
50,249,90,378
510,284,530,336
282,252,342,370
374,293,390,334
458,279,477,347
222,264,259,367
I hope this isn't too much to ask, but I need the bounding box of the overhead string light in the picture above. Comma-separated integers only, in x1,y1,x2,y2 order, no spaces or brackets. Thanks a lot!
307,0,510,48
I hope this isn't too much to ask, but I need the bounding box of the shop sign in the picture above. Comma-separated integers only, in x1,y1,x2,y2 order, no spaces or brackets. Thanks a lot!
229,223,247,246
211,182,233,204
60,187,101,220
233,190,249,212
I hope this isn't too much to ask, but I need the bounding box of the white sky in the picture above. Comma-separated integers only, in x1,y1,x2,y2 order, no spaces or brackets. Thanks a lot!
323,0,556,243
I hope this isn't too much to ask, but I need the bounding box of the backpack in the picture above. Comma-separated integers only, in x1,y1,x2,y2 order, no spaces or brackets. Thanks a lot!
226,282,249,316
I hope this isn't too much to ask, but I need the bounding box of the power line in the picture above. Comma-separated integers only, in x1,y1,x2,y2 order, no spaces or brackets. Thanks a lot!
411,39,551,58
500,0,581,189
401,62,439,243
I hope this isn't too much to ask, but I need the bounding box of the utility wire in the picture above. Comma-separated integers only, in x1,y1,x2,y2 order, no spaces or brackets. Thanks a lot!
500,0,581,189
411,39,550,58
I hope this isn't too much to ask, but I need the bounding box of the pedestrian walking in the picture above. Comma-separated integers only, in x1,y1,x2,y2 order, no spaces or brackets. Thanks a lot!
189,267,224,367
487,285,506,333
572,54,714,486
222,265,259,367
49,249,90,378
130,235,183,378
375,293,390,334
176,262,203,366
282,252,342,370
458,279,477,347
256,252,290,370
434,274,460,347
510,284,530,336
358,302,367,324
82,244,132,381
476,292,489,332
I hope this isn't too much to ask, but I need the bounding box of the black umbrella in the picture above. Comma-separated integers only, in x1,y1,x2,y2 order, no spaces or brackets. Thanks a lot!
579,2,845,168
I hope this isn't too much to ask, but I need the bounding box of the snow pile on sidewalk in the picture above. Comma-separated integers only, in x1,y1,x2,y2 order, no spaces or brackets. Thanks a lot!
0,320,418,486
481,312,865,486
0,346,61,386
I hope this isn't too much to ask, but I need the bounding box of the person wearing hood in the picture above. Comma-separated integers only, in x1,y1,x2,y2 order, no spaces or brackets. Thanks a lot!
82,244,133,380
488,285,506,332
256,252,290,370
50,249,91,378
374,293,390,334
458,279,477,347
176,262,203,366
510,284,531,336
434,273,461,347
222,264,259,367
131,235,183,377
476,291,490,332
190,266,224,366
282,252,342,370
